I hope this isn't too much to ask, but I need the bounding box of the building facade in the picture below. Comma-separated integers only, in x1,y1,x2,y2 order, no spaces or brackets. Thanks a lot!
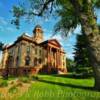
0,25,67,76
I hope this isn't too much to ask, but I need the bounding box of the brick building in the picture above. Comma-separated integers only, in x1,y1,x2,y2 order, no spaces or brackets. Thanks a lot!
0,25,67,76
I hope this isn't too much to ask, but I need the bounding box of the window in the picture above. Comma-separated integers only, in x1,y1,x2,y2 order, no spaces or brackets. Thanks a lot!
34,58,37,66
39,59,42,64
35,48,37,55
27,46,30,54
39,49,41,56
16,56,19,67
7,55,14,67
25,56,30,66
17,46,21,65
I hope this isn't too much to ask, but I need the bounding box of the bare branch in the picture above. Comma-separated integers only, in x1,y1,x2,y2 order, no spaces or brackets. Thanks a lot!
30,0,55,16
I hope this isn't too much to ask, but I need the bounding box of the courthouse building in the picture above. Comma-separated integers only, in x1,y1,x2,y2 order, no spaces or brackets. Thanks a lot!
0,25,67,76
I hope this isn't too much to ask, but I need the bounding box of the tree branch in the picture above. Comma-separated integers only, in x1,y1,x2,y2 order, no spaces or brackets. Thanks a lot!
31,0,55,16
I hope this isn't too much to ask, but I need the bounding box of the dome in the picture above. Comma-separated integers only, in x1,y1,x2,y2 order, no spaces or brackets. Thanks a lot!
33,25,43,33
35,25,42,29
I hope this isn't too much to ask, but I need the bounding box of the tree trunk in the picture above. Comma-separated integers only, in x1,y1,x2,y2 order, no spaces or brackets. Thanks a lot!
71,0,100,90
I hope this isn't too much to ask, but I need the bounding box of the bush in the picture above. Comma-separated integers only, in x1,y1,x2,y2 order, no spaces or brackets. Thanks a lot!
10,81,14,85
0,80,8,87
18,77,30,83
8,85,18,93
32,75,39,81
16,81,23,87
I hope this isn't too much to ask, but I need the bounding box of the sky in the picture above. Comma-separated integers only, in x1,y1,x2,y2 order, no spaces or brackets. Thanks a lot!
0,0,100,61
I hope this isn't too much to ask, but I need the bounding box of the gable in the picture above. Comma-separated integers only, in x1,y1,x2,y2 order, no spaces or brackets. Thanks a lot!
48,39,61,47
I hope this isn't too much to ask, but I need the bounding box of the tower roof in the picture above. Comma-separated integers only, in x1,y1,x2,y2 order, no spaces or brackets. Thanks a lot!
33,25,43,33
35,25,42,29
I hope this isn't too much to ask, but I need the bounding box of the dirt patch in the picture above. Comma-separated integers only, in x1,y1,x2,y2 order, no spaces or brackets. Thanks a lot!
0,79,32,100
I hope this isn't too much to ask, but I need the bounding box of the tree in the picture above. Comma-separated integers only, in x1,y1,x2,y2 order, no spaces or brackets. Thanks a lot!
0,42,4,51
11,0,100,90
74,34,92,76
66,58,75,72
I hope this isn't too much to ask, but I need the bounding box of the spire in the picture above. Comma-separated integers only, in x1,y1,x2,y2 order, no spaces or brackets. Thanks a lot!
32,25,44,43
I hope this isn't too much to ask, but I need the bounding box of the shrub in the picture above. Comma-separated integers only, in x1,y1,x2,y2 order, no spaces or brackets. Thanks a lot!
0,80,8,87
32,75,39,80
18,77,30,83
8,85,18,93
10,81,15,85
16,82,23,87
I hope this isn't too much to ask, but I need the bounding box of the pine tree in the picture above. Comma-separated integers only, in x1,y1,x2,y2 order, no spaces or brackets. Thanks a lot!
74,34,92,76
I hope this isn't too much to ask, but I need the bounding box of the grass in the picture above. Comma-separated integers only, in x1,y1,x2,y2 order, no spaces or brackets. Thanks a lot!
8,85,18,94
0,79,8,87
0,74,100,100
16,74,100,100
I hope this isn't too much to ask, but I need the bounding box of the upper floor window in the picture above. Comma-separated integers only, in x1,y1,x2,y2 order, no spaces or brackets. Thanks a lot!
35,48,37,55
18,46,21,57
25,56,30,66
27,46,30,54
16,56,19,67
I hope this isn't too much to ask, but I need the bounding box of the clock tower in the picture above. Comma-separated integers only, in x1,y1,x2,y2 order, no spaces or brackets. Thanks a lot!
33,25,44,43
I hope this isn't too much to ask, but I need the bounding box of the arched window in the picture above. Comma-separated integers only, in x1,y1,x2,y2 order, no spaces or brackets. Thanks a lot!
25,56,30,66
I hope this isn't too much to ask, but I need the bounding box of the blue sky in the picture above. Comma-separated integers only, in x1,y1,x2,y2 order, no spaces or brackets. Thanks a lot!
0,0,100,60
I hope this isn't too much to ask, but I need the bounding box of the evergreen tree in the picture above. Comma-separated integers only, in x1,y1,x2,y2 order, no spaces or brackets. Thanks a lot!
74,34,92,75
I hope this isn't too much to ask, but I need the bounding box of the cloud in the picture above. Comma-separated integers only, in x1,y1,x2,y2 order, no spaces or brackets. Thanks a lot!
52,34,62,41
0,17,7,25
66,53,74,60
74,25,81,34
0,26,3,31
0,17,15,33
0,26,15,33
6,27,14,32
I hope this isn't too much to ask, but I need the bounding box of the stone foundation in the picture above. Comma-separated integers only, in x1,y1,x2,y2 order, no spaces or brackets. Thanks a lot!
0,66,67,76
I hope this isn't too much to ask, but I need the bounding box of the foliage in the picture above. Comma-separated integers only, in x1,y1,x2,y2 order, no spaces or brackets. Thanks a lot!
8,85,18,93
74,34,93,76
66,59,75,72
0,80,8,87
0,42,4,51
18,77,31,83
11,0,100,32
94,0,100,8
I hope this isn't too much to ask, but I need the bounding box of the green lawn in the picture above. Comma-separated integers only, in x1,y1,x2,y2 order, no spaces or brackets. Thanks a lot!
16,74,100,100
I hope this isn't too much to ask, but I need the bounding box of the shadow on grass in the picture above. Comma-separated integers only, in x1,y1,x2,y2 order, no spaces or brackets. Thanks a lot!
38,78,94,91
51,73,93,79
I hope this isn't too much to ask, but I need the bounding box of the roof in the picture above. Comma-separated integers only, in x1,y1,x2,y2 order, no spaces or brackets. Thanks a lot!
3,35,65,54
3,33,37,50
40,39,65,53
34,25,42,29
40,39,61,47
33,25,43,33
